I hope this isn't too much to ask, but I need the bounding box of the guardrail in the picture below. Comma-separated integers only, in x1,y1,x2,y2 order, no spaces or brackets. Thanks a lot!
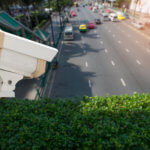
36,19,66,99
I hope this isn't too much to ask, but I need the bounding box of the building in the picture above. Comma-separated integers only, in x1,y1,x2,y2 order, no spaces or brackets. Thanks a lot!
130,0,150,15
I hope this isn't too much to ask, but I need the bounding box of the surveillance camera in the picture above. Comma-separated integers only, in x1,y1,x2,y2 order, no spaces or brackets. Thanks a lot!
0,30,58,98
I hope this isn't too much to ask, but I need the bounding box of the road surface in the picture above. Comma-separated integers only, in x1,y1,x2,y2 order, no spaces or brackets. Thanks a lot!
49,6,150,99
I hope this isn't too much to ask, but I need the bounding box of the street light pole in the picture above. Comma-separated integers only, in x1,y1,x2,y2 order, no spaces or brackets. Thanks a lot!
48,0,55,46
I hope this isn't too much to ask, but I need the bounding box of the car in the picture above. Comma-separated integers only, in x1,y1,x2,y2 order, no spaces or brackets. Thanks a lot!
109,13,118,22
93,7,97,13
106,9,111,13
117,14,125,20
131,21,144,29
101,13,110,21
79,24,87,32
95,19,101,24
87,22,95,29
90,6,93,10
71,12,76,17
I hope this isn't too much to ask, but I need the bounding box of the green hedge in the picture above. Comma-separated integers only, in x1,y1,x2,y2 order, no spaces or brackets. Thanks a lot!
1,93,150,149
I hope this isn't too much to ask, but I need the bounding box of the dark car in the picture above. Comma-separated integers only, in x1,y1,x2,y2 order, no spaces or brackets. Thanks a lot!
95,19,101,24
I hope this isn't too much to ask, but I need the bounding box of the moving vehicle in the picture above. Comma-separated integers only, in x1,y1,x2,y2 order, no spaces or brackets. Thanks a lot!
90,6,93,10
101,13,109,21
79,24,87,32
70,11,76,17
64,25,74,40
93,7,97,13
87,22,95,29
109,13,118,22
106,9,111,13
95,19,101,24
117,14,125,20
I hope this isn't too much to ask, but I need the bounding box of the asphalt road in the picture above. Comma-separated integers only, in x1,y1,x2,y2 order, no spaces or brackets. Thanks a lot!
48,6,150,99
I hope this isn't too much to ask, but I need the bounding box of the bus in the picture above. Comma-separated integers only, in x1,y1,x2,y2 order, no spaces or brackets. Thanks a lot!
64,25,74,40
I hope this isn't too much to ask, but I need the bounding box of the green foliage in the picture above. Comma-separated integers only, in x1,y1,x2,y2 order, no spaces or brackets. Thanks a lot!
46,0,73,12
1,93,150,149
34,19,46,29
115,0,131,8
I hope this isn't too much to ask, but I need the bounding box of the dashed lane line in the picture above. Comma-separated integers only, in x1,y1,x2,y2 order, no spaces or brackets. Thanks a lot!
88,80,92,88
120,78,126,87
111,60,115,66
118,40,122,44
126,48,130,52
113,34,116,38
136,59,141,65
100,40,103,44
85,61,88,67
105,49,108,53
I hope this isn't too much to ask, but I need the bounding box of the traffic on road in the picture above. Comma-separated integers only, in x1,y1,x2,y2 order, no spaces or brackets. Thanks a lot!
47,1,150,99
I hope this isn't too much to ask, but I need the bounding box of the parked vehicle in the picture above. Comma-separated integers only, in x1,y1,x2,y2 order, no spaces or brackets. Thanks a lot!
131,20,144,29
87,22,95,29
109,13,118,22
64,25,74,40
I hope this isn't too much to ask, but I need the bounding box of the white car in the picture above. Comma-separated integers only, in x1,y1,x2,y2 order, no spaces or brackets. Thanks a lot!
109,13,118,22
131,21,144,29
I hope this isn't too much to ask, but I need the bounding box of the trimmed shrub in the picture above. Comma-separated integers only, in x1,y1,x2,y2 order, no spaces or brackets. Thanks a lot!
0,93,150,149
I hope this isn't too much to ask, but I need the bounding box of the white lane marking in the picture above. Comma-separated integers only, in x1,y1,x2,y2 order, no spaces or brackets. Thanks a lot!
88,79,92,87
111,60,115,66
147,48,150,52
100,40,103,44
94,30,97,33
108,30,111,33
82,41,85,44
136,59,141,65
113,34,115,38
85,61,88,67
105,49,108,53
126,48,130,52
97,34,100,38
83,50,86,53
118,40,122,44
120,78,126,87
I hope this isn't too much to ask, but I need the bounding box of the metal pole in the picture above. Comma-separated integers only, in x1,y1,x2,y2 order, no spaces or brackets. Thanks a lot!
48,0,55,45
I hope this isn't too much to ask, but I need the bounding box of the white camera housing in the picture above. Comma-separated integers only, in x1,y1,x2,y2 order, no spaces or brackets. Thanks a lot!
0,30,58,98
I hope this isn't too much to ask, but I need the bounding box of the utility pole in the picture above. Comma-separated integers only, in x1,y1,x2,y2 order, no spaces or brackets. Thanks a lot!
48,0,55,46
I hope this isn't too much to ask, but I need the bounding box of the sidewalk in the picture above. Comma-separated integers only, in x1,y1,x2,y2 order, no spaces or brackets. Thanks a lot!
15,16,62,100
